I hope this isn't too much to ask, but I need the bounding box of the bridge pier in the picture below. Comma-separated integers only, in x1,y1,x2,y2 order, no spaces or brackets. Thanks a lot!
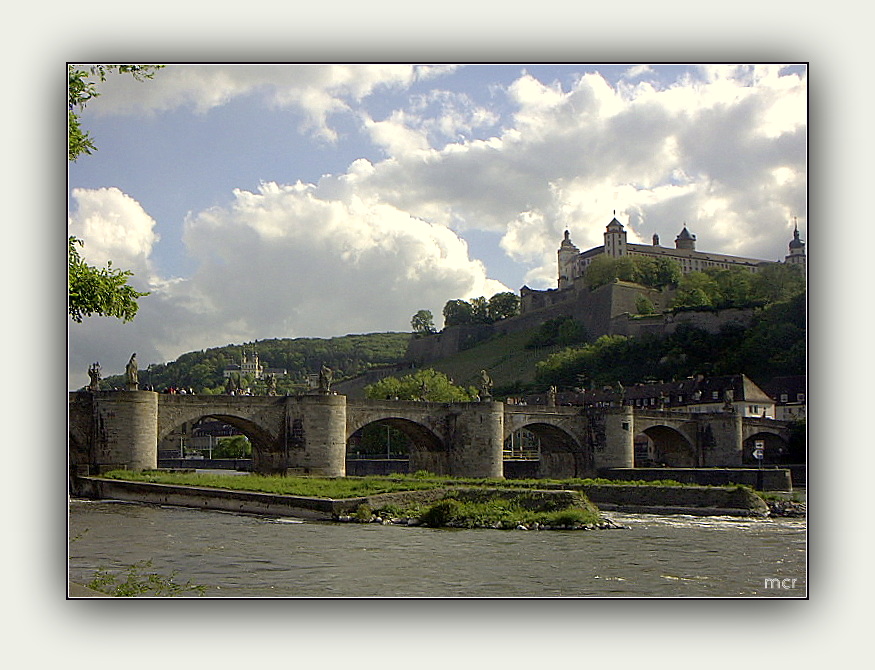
75,391,158,473
595,406,635,470
447,401,504,479
284,394,348,476
700,412,744,466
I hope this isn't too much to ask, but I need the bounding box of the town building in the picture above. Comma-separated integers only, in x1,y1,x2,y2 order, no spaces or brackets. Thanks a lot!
761,376,806,421
519,374,776,419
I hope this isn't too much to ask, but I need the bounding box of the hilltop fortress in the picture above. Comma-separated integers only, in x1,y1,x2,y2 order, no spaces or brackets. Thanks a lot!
408,216,805,364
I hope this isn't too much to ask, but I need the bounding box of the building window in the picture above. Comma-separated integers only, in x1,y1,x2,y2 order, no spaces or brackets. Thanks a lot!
780,393,788,403
712,391,719,400
797,393,805,402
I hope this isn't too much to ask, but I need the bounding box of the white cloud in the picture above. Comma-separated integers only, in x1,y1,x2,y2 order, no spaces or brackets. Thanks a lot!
340,66,806,284
86,64,459,141
68,64,807,388
68,181,507,388
68,187,159,279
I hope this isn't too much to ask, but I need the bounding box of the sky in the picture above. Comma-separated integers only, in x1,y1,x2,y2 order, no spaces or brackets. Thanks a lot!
67,63,807,389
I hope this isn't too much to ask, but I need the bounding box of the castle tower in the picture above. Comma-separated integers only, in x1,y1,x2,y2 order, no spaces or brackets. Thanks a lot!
785,223,806,265
603,214,628,258
675,225,696,250
558,230,580,289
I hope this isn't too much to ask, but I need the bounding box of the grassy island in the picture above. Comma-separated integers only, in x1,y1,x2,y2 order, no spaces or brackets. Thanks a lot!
98,470,612,530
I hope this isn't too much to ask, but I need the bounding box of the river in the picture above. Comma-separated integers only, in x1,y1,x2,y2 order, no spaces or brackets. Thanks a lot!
68,498,806,598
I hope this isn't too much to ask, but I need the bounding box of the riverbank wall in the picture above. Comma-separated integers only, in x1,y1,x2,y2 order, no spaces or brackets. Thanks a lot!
598,467,793,492
72,476,771,519
577,483,770,517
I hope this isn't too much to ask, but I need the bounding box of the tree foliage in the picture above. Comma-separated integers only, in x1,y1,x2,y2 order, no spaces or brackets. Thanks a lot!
584,255,682,290
96,332,411,393
671,263,805,311
68,64,163,323
68,237,149,323
535,292,805,389
364,368,477,402
442,292,520,327
213,435,252,458
526,316,589,349
68,64,164,161
411,309,436,336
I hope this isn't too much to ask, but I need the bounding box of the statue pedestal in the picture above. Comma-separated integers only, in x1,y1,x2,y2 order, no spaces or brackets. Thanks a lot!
126,383,139,392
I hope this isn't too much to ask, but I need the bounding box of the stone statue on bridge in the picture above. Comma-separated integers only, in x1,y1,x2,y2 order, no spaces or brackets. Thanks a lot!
266,373,277,396
88,362,101,392
319,364,333,394
125,353,139,391
479,369,493,400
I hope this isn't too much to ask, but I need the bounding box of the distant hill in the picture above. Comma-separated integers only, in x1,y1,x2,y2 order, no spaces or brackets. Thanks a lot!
96,332,412,393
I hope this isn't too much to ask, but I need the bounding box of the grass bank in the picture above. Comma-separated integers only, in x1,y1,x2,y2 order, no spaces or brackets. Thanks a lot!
97,470,609,530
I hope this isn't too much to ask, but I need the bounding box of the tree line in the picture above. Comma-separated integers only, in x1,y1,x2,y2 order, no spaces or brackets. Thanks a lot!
534,291,806,391
96,333,412,393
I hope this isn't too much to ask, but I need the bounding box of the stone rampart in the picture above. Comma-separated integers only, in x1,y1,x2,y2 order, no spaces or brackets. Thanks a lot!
407,282,756,366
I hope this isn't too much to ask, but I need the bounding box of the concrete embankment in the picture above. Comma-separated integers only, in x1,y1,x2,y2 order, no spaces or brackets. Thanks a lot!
73,476,771,519
577,483,770,517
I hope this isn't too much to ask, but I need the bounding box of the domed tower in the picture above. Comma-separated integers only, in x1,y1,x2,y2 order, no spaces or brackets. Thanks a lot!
603,214,628,258
558,230,580,289
785,223,806,266
675,225,696,250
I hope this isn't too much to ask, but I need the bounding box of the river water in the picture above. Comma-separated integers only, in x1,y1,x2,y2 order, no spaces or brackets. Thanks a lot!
68,499,806,598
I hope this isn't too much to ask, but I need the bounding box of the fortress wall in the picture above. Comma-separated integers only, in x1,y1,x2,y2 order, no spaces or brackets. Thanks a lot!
407,283,757,367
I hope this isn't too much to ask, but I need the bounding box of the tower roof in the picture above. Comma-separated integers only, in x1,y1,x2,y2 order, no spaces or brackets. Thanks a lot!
606,217,624,231
676,226,695,241
789,226,804,249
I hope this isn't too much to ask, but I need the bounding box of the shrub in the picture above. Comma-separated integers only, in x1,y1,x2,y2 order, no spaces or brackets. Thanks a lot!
420,499,462,527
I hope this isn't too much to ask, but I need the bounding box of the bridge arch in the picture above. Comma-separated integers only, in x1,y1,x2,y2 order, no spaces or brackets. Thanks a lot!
637,424,698,467
160,412,283,472
504,419,590,479
347,415,446,475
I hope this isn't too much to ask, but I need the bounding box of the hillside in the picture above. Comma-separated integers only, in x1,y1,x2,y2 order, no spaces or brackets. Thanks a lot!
343,291,806,399
96,332,412,393
336,328,560,398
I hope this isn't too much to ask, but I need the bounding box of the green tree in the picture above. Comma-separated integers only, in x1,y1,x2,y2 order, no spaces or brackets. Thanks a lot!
364,368,477,402
584,255,636,289
487,292,521,321
672,271,719,309
749,262,806,304
705,267,755,308
470,296,491,323
411,309,436,336
213,435,252,458
68,237,149,323
443,299,474,327
636,256,682,288
69,64,164,161
68,64,163,323
635,294,657,315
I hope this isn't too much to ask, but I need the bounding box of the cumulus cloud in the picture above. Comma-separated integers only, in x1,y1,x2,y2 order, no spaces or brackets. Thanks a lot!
68,181,506,387
339,65,806,280
86,64,460,141
68,64,806,388
68,187,159,279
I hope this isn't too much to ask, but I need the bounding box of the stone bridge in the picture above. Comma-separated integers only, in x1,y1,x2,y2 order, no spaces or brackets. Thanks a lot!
68,391,791,479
